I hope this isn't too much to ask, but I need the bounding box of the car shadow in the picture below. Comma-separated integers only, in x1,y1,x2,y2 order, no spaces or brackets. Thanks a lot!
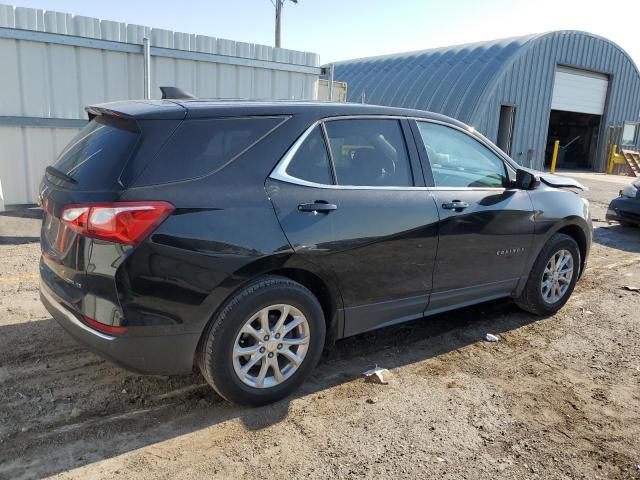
0,207,42,219
0,207,42,246
0,298,543,479
0,236,40,245
592,223,640,254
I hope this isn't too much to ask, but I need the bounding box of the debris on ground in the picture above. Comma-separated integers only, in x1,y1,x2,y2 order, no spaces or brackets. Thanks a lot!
485,333,499,342
623,285,640,293
446,380,466,389
363,366,392,385
366,397,378,404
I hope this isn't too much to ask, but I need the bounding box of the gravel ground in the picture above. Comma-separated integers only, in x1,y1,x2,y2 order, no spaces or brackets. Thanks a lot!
0,172,639,480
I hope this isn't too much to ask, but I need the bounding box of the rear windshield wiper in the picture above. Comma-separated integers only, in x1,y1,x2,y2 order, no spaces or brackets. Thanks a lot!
46,166,77,185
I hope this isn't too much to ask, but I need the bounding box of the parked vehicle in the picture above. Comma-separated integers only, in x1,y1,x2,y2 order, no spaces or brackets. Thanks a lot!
39,99,592,406
606,180,640,227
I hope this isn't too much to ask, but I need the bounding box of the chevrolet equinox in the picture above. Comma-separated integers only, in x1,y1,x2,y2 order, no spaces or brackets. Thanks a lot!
39,99,592,405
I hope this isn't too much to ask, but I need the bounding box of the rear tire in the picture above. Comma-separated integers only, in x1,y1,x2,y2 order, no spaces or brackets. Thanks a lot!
515,233,581,316
198,276,325,406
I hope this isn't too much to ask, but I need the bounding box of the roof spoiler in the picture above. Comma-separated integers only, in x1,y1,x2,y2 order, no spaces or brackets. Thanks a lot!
160,86,196,100
85,106,134,121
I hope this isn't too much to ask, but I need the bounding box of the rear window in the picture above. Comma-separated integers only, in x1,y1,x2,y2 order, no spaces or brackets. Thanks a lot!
139,116,286,184
53,117,140,190
52,116,140,190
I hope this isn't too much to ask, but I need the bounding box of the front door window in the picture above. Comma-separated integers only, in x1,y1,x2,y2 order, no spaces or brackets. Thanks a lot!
416,121,508,188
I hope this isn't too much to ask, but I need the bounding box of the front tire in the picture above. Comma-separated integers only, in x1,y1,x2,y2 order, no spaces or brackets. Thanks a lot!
515,233,581,316
198,276,326,406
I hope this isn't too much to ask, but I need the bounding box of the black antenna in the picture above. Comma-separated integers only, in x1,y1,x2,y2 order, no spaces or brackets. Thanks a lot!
159,86,196,100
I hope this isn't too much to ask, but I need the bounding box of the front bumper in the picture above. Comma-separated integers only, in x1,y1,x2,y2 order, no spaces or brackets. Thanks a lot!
606,196,640,225
40,281,200,375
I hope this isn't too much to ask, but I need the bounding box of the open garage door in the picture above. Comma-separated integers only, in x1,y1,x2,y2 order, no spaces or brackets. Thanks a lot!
551,66,609,115
545,67,609,170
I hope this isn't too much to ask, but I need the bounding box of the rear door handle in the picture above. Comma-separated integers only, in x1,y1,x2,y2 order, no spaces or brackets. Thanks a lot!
298,202,338,213
442,201,470,210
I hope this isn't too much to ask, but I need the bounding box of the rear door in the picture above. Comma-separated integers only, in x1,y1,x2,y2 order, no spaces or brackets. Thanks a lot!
267,117,439,336
39,114,146,322
41,115,142,270
412,120,535,311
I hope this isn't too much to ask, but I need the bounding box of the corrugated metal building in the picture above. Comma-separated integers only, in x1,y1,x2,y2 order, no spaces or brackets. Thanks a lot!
333,31,640,172
0,3,321,207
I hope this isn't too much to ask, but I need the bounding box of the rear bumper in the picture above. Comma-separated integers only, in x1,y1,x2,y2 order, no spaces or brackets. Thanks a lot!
606,196,640,225
40,281,200,375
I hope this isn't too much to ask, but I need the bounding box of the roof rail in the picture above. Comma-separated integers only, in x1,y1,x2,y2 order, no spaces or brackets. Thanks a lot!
159,86,196,100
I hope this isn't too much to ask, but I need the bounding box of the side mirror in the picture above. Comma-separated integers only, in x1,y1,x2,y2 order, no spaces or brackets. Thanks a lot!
515,169,540,190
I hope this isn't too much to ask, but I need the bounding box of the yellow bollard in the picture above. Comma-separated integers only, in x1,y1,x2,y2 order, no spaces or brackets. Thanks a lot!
550,140,560,174
607,144,617,174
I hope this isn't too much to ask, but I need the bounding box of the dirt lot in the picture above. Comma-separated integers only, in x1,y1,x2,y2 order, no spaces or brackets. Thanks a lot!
1,172,639,480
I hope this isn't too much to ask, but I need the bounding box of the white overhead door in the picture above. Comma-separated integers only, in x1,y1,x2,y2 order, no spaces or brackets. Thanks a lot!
551,66,609,115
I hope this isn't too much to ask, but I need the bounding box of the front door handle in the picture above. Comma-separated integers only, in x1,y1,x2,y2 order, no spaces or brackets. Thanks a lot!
298,202,338,213
442,200,470,211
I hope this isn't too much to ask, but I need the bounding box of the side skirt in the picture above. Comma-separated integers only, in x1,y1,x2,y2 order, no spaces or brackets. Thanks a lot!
339,279,520,339
427,278,519,313
342,294,428,337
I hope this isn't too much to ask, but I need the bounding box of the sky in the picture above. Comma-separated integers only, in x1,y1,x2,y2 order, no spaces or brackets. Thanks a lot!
6,0,640,66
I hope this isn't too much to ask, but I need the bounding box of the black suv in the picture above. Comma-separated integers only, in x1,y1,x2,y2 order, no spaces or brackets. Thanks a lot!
39,99,592,405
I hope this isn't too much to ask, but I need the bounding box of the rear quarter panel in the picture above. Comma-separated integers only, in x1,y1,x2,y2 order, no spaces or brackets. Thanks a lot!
118,179,293,335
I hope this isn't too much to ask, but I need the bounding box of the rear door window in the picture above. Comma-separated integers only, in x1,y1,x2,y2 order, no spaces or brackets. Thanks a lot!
324,119,413,187
51,116,140,190
285,127,334,185
140,116,286,184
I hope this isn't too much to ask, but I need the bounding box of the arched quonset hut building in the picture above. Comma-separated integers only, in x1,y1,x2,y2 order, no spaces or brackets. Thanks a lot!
333,31,640,172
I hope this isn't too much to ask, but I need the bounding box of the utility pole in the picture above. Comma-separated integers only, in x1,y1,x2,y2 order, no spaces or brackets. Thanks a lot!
274,0,297,48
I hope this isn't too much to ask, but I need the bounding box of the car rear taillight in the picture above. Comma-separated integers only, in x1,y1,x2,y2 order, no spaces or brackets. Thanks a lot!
83,315,128,335
61,201,174,245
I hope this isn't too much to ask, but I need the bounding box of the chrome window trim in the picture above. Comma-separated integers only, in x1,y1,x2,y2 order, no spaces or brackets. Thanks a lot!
269,115,517,192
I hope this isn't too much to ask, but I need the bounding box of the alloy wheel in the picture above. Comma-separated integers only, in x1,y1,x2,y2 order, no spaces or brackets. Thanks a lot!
541,249,574,304
232,304,310,388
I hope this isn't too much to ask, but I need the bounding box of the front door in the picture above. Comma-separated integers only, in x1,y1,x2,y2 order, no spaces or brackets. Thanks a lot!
413,120,535,311
268,117,439,336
